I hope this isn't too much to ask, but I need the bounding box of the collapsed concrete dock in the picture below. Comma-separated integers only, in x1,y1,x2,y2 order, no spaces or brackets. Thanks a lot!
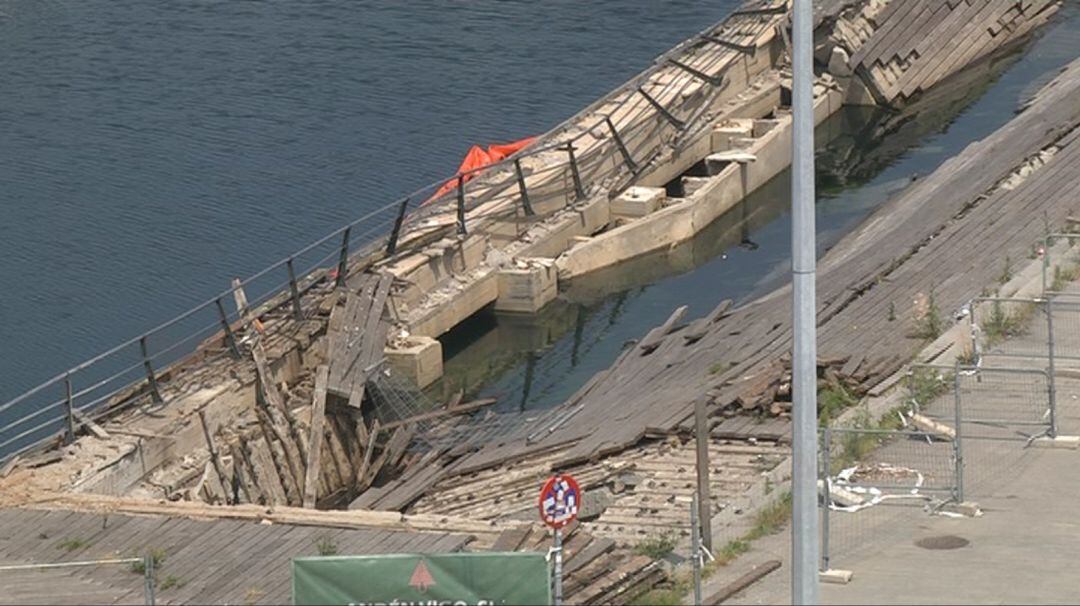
0,0,1073,603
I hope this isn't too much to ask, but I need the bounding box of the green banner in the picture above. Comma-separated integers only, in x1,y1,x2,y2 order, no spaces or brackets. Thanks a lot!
292,552,551,606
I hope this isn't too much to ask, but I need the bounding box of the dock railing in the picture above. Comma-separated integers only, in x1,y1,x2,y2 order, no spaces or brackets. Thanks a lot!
0,5,783,464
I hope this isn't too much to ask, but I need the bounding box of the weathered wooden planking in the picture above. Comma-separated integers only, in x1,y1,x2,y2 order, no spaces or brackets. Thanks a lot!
302,366,330,508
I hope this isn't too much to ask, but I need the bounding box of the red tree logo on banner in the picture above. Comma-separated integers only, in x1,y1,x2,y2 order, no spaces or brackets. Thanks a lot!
408,559,436,593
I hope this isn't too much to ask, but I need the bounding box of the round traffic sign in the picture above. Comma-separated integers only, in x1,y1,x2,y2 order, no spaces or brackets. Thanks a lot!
538,474,582,529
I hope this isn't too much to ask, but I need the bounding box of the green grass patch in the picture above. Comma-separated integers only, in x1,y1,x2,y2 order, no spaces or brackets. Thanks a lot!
818,383,859,426
160,575,186,590
634,533,677,561
982,300,1032,347
912,290,944,341
315,536,338,556
1051,263,1080,292
130,548,166,575
56,538,89,552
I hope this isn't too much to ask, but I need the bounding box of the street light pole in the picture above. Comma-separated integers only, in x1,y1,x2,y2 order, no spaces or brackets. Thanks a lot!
791,0,820,604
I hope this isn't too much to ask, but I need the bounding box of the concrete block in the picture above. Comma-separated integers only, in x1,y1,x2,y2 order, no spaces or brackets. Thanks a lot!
820,569,853,585
710,120,753,153
681,176,711,198
386,336,443,389
752,119,780,138
610,186,665,219
1032,435,1080,450
828,45,853,77
941,501,982,517
495,260,558,313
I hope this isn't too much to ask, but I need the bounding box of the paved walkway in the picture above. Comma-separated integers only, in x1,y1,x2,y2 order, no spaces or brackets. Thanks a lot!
723,446,1077,605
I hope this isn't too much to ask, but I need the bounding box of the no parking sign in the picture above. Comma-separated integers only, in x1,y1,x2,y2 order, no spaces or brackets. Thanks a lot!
538,474,581,529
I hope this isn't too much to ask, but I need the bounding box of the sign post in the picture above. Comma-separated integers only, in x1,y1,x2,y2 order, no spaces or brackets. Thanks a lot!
539,473,582,606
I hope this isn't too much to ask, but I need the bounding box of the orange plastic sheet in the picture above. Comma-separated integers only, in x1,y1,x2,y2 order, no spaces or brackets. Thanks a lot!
428,136,536,203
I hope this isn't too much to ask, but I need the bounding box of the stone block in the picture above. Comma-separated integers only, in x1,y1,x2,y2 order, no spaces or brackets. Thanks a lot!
386,336,443,389
495,260,558,313
820,569,853,585
610,186,665,220
710,119,754,153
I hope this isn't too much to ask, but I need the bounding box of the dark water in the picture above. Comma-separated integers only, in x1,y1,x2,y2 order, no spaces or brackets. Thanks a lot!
434,5,1080,413
0,0,739,401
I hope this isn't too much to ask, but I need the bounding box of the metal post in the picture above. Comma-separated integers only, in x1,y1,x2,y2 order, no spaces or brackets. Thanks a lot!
694,397,713,552
143,553,156,606
691,492,703,606
514,158,536,216
637,86,685,129
565,143,586,202
553,527,563,606
605,117,638,173
820,427,831,573
385,196,410,255
64,373,75,445
214,298,241,359
1045,298,1058,437
790,1,819,602
456,175,468,235
952,362,965,503
139,336,163,404
1041,236,1050,296
335,227,351,289
286,258,304,322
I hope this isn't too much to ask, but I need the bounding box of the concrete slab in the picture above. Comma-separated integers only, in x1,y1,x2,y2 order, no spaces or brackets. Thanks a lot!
1032,435,1080,449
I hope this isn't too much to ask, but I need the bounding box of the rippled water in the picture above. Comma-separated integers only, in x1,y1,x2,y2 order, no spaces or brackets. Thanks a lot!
434,4,1080,412
0,0,738,400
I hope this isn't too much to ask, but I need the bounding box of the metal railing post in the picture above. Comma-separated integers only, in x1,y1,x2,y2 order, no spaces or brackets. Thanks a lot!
1045,298,1058,437
143,554,156,605
1041,235,1050,296
565,143,586,203
952,362,964,503
637,86,685,129
214,298,241,359
335,227,351,289
139,337,163,404
456,175,467,235
604,117,638,173
64,374,75,445
513,158,535,217
821,426,831,573
286,259,304,322
385,196,410,255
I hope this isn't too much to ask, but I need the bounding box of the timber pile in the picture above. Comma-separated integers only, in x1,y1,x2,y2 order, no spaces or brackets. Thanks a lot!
411,435,789,547
834,0,1060,105
361,57,1080,508
151,273,494,510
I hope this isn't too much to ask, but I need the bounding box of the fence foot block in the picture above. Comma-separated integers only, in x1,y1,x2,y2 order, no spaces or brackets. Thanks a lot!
1032,435,1080,450
819,569,853,585
941,501,982,517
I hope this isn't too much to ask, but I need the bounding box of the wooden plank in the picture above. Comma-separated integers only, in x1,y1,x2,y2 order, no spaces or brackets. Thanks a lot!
488,525,533,552
303,366,331,508
71,410,109,439
706,559,782,604
198,409,232,504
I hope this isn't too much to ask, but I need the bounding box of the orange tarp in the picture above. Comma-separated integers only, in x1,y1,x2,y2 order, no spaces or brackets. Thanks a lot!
428,136,536,203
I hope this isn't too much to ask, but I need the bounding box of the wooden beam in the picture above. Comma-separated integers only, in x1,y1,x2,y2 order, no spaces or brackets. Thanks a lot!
377,398,497,432
356,419,381,492
71,410,110,440
705,560,782,604
303,366,330,508
198,409,232,504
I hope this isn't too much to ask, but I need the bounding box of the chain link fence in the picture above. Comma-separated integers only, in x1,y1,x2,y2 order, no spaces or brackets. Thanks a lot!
819,361,1055,571
0,555,157,605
